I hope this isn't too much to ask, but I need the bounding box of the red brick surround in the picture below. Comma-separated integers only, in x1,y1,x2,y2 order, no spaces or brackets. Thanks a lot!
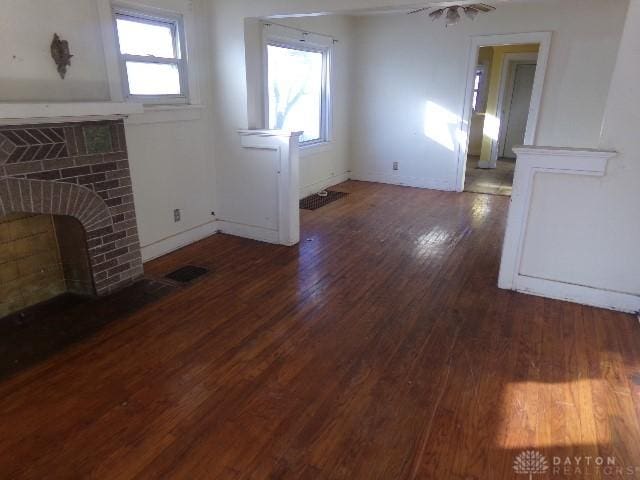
0,120,143,296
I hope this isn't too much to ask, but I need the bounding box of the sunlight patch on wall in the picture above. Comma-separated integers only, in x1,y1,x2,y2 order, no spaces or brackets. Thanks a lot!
456,128,468,148
483,114,501,141
424,101,462,152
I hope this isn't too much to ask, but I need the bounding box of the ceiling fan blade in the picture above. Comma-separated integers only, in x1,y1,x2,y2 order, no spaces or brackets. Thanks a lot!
471,3,496,12
408,7,430,14
428,8,445,20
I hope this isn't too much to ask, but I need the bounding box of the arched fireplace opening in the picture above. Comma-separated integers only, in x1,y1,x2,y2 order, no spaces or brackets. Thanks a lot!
1,212,94,318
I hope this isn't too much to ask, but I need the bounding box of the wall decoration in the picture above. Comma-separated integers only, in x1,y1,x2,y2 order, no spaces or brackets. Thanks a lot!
50,33,73,79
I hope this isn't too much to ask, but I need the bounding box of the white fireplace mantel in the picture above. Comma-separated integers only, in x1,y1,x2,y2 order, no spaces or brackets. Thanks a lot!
0,102,143,126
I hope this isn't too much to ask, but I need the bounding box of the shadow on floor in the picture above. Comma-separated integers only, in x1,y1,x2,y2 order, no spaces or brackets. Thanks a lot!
0,279,176,380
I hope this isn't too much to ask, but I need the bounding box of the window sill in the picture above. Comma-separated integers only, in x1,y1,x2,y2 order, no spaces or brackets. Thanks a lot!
299,141,332,157
142,103,204,112
125,103,205,125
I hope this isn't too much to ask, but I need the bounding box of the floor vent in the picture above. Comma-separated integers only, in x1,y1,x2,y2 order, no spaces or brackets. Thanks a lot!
300,190,349,211
165,266,209,284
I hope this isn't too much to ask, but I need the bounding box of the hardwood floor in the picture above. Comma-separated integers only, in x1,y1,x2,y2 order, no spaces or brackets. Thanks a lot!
1,180,639,479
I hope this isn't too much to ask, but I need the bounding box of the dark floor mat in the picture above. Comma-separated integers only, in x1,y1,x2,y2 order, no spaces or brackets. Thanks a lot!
0,278,176,380
300,190,349,211
165,265,209,284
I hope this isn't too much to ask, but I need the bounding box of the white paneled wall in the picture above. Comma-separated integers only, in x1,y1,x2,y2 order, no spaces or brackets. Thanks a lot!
515,0,640,306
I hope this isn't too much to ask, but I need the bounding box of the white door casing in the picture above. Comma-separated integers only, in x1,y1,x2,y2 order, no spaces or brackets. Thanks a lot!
456,32,551,191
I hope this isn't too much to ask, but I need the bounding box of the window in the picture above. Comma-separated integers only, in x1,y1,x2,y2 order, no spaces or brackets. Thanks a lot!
266,41,330,145
472,65,487,112
114,7,187,103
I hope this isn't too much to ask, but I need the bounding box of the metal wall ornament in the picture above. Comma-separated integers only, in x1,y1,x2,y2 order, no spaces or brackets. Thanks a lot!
50,33,73,79
408,3,496,27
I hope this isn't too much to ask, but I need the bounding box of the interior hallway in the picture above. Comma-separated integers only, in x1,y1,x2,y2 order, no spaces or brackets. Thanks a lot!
464,156,516,195
0,181,638,479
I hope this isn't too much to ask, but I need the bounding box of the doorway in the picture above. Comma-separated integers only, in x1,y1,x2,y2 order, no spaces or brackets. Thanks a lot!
464,45,538,195
456,32,551,194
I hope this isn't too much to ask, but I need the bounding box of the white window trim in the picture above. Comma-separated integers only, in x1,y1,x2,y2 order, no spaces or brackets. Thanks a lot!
113,6,188,105
262,23,333,148
97,0,202,110
472,64,488,113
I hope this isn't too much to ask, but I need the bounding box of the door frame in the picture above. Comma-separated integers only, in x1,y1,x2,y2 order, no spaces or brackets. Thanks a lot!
497,54,538,161
455,32,552,192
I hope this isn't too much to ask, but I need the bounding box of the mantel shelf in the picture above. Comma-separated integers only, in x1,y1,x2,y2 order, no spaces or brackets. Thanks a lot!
0,102,144,125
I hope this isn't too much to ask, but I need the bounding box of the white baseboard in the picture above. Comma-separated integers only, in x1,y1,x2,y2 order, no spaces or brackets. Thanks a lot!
515,275,640,314
299,172,350,199
141,219,284,262
141,221,219,262
217,220,280,244
350,171,455,191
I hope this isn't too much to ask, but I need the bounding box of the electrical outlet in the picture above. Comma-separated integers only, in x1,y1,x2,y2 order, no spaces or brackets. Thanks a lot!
174,209,181,222
393,161,399,171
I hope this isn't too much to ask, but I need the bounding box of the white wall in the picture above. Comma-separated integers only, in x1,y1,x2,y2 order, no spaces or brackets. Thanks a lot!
519,0,640,298
244,15,355,199
0,0,110,101
349,0,627,190
207,0,627,219
207,0,638,307
3,0,636,304
117,0,219,260
206,0,426,233
0,0,218,261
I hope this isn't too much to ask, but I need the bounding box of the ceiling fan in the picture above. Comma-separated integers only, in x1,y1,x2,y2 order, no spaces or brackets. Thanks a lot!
408,3,496,26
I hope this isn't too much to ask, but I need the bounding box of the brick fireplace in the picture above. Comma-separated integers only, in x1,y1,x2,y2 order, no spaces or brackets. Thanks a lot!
0,119,143,317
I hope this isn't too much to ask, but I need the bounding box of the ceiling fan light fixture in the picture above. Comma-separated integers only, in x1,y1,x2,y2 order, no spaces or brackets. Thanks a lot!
463,6,479,20
410,3,495,26
445,6,461,27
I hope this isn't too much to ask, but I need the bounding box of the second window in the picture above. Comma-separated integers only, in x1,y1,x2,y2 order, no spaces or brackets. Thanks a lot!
266,41,330,146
